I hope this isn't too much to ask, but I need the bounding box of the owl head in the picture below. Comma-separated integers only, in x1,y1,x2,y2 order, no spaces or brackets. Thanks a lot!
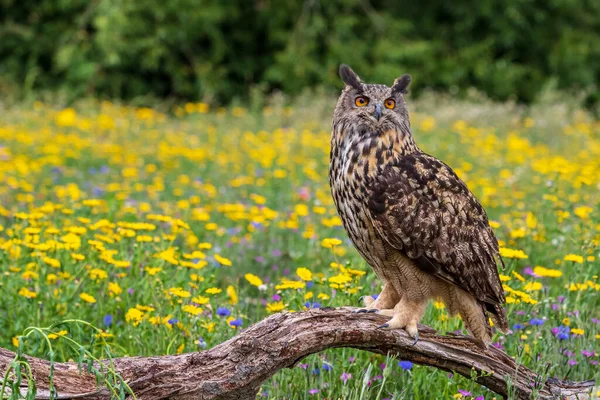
333,64,412,138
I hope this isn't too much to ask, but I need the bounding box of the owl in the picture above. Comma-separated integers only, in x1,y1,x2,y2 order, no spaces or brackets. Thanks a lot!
329,64,508,346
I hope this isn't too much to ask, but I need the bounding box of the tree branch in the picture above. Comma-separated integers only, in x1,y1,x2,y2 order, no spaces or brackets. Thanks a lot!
0,307,594,399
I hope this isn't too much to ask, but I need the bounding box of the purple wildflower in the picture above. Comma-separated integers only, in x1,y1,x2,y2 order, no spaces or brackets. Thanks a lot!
340,372,352,384
308,388,319,395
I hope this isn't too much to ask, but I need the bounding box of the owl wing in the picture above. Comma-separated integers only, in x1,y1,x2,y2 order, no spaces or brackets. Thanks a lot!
366,153,506,324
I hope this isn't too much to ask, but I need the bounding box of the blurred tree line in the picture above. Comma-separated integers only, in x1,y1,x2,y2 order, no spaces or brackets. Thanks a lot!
1,0,598,104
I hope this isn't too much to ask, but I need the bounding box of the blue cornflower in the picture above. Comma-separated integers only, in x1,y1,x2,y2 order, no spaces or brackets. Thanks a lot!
557,325,570,340
530,318,544,326
216,307,231,317
103,314,113,327
198,337,207,348
398,360,413,370
322,363,332,372
312,368,320,376
306,281,314,289
512,323,525,331
229,318,243,327
168,318,179,325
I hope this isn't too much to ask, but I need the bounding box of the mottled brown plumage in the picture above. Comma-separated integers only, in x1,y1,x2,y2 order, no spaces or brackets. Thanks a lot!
329,65,508,345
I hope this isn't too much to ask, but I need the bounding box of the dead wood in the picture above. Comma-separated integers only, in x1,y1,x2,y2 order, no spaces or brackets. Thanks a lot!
0,307,594,399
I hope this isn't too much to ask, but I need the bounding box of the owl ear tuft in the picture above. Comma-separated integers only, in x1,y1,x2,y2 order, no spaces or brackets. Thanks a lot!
391,74,412,95
339,64,362,90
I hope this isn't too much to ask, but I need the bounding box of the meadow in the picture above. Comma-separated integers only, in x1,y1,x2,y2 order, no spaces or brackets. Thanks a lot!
0,94,598,399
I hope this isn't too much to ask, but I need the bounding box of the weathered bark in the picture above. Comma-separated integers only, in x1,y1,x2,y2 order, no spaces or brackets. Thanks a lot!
0,307,594,399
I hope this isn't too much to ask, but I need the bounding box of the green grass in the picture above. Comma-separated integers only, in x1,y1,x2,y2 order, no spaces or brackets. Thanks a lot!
0,94,598,399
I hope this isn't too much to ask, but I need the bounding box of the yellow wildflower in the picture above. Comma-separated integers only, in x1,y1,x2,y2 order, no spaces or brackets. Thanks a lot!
296,267,313,281
245,273,263,287
182,305,203,316
192,295,210,305
227,285,238,304
321,238,342,248
266,301,286,313
499,247,528,259
18,287,37,299
125,308,144,326
533,266,562,278
214,254,232,266
564,254,584,264
79,293,96,303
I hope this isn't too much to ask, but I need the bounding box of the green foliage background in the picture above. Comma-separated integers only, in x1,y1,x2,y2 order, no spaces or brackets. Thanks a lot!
1,0,599,103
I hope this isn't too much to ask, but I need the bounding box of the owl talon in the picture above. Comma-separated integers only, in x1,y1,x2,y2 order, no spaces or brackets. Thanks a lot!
411,332,419,345
367,309,379,313
353,308,367,313
377,323,389,329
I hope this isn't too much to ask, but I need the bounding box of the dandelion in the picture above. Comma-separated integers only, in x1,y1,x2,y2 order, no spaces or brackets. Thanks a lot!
206,287,222,295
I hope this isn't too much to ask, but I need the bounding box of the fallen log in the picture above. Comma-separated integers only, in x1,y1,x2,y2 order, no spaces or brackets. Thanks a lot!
0,307,594,399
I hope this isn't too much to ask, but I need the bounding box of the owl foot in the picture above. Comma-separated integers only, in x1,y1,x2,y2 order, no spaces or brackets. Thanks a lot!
375,298,426,344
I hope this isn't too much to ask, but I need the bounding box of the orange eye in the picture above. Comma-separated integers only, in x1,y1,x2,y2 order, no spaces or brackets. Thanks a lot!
384,98,396,109
355,96,369,107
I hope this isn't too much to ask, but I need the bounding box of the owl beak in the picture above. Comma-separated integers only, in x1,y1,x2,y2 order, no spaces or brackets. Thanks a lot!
374,103,382,121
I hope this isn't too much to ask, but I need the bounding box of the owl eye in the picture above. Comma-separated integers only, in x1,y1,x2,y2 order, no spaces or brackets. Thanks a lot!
354,96,369,107
384,98,396,109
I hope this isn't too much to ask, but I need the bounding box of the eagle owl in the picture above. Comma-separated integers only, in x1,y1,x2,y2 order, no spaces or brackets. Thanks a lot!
329,65,508,345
